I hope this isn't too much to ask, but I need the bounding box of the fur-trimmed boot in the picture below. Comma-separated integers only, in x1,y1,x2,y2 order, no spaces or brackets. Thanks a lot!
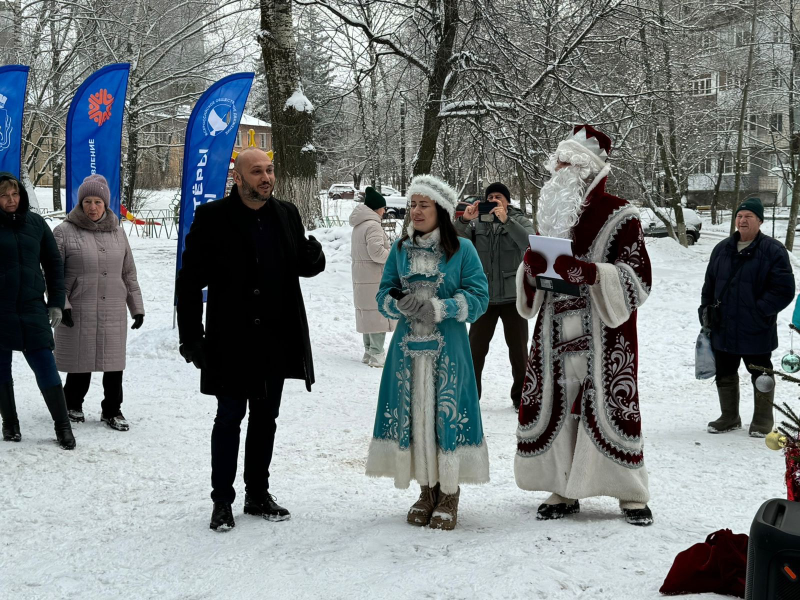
749,385,774,438
0,380,21,442
708,375,741,433
407,484,439,526
429,487,460,530
41,384,76,450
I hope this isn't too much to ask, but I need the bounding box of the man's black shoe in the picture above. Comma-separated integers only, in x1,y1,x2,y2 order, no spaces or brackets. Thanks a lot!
536,500,580,520
209,502,235,531
244,491,291,522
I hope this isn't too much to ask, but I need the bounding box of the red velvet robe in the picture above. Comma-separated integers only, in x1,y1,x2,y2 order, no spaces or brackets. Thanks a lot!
515,166,652,502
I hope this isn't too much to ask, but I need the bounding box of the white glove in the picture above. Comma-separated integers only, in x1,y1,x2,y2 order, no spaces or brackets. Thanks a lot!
49,307,62,328
396,293,423,316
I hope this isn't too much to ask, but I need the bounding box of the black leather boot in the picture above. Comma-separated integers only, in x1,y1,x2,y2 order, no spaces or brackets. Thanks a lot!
41,384,76,450
749,385,775,438
0,380,21,442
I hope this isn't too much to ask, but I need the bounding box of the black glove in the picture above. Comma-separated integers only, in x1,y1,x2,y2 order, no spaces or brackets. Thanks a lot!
131,314,144,330
62,308,75,328
180,339,208,370
306,235,323,263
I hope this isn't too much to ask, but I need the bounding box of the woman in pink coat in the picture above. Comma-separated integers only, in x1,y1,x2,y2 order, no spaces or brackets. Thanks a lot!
349,187,395,367
53,175,145,431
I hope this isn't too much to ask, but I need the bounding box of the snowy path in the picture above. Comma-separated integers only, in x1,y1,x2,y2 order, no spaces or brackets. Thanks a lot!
1,225,795,599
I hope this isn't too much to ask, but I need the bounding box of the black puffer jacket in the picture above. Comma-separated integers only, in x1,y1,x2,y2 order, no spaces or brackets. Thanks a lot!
0,172,65,351
701,231,795,355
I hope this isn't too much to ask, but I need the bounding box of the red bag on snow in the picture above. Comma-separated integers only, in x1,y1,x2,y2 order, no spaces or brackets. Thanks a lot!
660,529,749,598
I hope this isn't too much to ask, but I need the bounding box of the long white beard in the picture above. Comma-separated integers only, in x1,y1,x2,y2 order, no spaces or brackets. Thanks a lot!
537,165,589,239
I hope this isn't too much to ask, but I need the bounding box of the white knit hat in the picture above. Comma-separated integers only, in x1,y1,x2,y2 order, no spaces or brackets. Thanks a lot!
406,174,458,219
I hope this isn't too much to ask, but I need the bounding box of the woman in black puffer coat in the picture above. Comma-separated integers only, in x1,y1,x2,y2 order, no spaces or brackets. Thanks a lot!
0,172,74,449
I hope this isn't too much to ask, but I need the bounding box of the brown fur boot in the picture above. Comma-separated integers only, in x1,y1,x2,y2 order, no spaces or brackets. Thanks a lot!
429,487,460,530
407,484,439,526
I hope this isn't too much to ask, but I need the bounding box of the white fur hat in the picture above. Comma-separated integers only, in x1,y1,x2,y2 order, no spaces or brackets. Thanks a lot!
406,174,458,219
554,125,611,173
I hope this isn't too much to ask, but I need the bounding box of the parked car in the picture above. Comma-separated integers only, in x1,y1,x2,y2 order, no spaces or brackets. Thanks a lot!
383,195,408,219
454,196,481,220
328,183,357,199
356,184,402,201
639,207,702,245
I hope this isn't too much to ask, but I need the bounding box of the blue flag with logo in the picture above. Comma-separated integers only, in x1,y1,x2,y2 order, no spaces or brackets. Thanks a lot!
175,72,254,284
0,65,29,178
65,63,130,215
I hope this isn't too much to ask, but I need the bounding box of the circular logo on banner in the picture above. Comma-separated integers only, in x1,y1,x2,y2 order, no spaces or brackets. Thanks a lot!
202,98,238,137
88,89,114,127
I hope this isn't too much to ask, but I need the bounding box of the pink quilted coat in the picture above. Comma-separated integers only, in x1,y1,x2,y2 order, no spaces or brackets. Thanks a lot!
53,207,145,372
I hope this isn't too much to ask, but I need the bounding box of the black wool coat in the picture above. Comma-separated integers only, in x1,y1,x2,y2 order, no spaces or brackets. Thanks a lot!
0,172,65,352
176,187,326,396
701,231,795,355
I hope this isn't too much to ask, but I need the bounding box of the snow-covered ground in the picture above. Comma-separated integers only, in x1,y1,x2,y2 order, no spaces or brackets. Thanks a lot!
2,209,798,599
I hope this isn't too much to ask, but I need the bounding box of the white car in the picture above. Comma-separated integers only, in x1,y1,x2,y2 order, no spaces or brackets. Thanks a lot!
327,183,357,199
639,207,702,244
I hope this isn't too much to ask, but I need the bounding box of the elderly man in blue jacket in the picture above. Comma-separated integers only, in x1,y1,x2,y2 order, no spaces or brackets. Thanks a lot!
700,197,795,437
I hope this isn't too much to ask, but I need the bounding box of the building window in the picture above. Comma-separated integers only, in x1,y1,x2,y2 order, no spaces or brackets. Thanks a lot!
723,70,745,90
236,130,242,148
770,113,784,132
723,151,749,174
259,133,267,149
772,69,783,89
747,113,758,132
733,25,751,47
692,77,713,96
774,28,786,44
701,32,716,50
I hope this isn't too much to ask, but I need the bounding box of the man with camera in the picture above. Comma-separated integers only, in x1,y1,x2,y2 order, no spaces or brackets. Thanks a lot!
700,197,794,437
176,148,326,531
454,182,535,410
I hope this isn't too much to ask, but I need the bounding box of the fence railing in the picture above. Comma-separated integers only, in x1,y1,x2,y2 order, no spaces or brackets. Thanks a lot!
121,209,179,239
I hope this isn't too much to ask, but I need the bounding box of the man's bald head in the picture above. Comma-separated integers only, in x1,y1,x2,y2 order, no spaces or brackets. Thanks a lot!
234,147,272,173
232,147,275,206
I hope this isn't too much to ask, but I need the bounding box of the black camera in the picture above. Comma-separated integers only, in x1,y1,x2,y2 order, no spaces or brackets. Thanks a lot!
478,200,499,223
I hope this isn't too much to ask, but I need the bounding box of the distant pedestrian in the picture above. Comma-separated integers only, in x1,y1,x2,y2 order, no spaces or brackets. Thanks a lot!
53,174,145,432
455,182,535,409
350,187,395,368
0,172,74,449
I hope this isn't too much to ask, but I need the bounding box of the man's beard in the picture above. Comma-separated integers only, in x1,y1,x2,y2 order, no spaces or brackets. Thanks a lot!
537,164,589,239
240,179,271,203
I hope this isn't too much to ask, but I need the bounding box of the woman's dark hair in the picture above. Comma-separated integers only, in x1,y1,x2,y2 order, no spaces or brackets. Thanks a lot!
400,203,460,261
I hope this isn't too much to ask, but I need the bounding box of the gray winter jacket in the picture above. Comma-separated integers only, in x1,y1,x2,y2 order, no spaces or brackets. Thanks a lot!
53,206,144,372
454,206,535,304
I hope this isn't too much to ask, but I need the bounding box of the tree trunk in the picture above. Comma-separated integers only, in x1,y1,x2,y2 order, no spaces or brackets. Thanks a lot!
411,0,458,175
785,0,799,250
711,153,725,225
123,93,140,212
52,159,62,212
259,0,320,228
729,0,759,235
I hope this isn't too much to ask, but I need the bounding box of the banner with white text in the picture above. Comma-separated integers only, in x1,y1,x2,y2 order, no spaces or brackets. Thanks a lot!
174,72,254,286
65,63,130,215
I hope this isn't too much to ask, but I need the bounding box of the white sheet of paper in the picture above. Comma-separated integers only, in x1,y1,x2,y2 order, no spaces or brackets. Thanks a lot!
528,235,574,280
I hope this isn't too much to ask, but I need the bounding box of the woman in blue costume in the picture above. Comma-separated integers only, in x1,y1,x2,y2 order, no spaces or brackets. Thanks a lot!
365,174,489,530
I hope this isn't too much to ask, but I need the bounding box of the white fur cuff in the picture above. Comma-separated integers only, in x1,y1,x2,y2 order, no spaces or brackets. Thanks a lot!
453,293,469,322
429,297,445,323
